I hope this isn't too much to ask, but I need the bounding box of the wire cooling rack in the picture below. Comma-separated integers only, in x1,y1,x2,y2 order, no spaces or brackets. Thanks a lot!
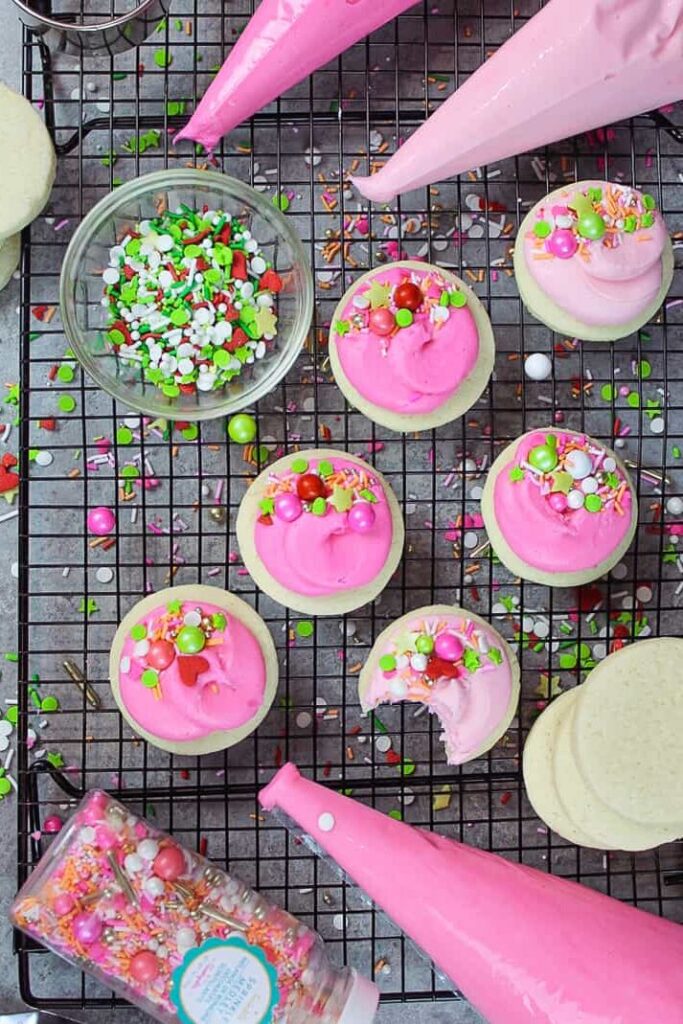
15,0,683,1012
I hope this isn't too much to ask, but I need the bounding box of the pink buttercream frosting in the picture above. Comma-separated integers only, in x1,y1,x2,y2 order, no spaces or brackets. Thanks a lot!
523,181,668,326
493,430,633,574
334,265,478,414
118,599,266,742
361,611,515,764
253,456,393,597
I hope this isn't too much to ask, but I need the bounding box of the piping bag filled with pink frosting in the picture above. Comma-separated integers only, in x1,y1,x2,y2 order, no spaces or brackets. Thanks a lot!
176,0,420,151
259,763,683,1024
354,0,683,202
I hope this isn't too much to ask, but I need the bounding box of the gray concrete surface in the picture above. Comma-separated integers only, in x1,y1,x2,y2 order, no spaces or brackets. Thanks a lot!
0,6,480,1020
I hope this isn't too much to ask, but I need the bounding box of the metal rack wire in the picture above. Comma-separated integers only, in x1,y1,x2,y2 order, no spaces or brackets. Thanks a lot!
15,0,683,1012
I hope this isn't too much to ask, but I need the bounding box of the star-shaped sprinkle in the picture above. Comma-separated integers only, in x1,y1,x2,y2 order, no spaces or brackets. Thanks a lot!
550,471,573,494
167,600,182,615
487,647,503,665
335,319,351,336
259,497,275,515
1,486,18,505
4,383,19,406
79,598,99,617
462,648,481,672
534,673,563,698
254,307,278,337
509,465,524,482
329,485,352,513
366,280,392,309
393,630,421,654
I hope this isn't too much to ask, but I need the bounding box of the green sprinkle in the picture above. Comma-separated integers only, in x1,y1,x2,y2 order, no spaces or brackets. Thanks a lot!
291,458,308,474
449,290,467,308
212,613,226,631
395,308,413,327
673,446,681,459
310,497,327,516
317,460,334,478
509,465,524,482
141,669,159,688
463,649,481,672
623,215,637,233
273,193,290,212
439,291,450,307
112,72,128,81
335,320,350,336
559,652,577,670
626,392,640,408
400,758,416,777
388,810,403,821
259,497,275,516
116,426,133,445
370,712,388,734
3,652,18,663
638,360,652,380
641,211,654,228
488,647,503,665
121,465,140,479
585,494,603,513
642,193,656,210
181,424,199,441
534,220,552,238
130,623,147,641
600,383,615,402
154,47,172,68
46,752,65,769
359,488,377,503
58,395,76,414
5,706,18,725
379,654,396,672
40,696,59,712
170,307,190,326
296,620,314,639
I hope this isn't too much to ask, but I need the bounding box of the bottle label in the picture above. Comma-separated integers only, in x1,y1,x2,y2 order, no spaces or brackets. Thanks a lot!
171,936,280,1024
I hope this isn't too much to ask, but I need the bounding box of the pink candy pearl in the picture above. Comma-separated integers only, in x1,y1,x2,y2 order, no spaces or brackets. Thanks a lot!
89,943,107,964
547,228,578,259
81,791,108,825
619,385,630,397
347,502,376,533
94,825,117,851
548,492,568,513
53,893,75,917
43,815,63,834
369,308,395,336
275,492,303,523
87,506,116,536
434,633,464,662
134,822,148,839
129,950,160,983
153,844,186,881
72,911,103,945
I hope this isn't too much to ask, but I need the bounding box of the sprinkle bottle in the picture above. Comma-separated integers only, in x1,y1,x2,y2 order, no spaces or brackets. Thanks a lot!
10,791,379,1024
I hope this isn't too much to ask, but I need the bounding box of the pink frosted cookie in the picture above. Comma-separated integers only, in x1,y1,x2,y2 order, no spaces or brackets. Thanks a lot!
329,260,494,431
481,428,637,587
359,605,520,765
110,585,278,754
514,180,673,342
236,448,404,615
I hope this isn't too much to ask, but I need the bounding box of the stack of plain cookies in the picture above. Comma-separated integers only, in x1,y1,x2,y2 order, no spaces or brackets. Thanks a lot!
524,638,683,850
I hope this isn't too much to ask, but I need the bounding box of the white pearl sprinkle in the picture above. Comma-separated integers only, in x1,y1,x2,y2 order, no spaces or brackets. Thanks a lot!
318,812,335,832
666,496,683,516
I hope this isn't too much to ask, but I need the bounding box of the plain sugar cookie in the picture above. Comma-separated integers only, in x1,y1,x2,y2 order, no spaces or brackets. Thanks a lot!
0,83,56,240
572,638,683,828
0,234,20,290
522,689,605,848
553,702,680,851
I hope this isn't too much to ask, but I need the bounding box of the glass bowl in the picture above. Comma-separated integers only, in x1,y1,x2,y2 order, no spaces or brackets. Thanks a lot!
61,169,313,421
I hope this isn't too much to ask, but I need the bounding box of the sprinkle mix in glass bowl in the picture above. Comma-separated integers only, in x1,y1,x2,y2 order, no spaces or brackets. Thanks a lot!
61,169,313,420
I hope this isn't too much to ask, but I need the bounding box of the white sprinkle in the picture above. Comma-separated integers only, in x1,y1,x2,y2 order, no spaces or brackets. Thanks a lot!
524,352,553,381
666,496,683,516
103,267,119,285
96,567,114,584
463,531,478,549
318,812,335,832
296,711,312,729
35,450,54,467
375,735,392,754
635,585,653,604
119,656,131,674
332,913,345,931
650,417,665,434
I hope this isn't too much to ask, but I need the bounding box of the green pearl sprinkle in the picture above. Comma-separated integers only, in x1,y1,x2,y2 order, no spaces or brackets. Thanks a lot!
379,654,396,672
291,458,308,474
141,668,159,688
534,220,552,239
449,291,467,308
395,308,413,327
130,623,147,641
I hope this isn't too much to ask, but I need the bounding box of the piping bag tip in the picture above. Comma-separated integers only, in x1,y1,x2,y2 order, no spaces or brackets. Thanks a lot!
351,174,398,205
